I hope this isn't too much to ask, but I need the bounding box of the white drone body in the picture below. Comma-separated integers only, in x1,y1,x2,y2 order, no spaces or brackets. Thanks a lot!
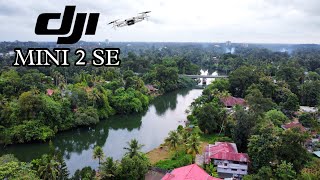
108,11,151,29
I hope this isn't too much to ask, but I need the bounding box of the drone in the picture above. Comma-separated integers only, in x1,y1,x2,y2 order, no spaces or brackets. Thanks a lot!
108,11,151,28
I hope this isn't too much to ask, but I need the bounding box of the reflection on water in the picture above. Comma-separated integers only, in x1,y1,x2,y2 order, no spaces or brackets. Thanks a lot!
0,88,202,175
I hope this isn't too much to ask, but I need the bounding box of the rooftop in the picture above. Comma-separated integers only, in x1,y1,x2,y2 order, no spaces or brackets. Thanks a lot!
281,121,306,132
162,164,221,180
204,142,250,164
220,96,246,107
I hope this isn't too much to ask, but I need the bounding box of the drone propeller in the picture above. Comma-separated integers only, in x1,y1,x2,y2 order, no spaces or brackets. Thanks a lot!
139,11,151,14
108,19,120,25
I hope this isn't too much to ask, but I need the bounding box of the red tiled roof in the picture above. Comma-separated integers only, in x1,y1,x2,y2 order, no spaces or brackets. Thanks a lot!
162,164,221,180
282,121,306,132
211,152,250,162
204,142,250,164
47,89,54,96
220,96,246,107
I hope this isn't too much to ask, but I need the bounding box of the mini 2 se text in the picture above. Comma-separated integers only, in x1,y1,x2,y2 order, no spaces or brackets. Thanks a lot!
13,48,121,67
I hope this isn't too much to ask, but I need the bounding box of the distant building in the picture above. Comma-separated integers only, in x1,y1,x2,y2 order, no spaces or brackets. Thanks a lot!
162,164,221,180
8,51,14,56
281,121,307,132
226,41,232,46
0,53,3,57
204,142,250,178
300,106,318,113
241,43,248,48
220,96,246,108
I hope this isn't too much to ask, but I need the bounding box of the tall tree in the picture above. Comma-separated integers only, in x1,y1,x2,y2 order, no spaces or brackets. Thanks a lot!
123,139,144,158
38,159,59,180
186,133,201,160
165,130,181,149
232,107,256,152
93,146,105,166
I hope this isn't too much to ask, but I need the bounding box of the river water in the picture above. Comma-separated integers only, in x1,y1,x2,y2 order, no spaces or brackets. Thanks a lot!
0,88,203,175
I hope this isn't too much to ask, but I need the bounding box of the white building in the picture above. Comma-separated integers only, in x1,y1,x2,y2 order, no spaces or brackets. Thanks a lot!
204,142,250,178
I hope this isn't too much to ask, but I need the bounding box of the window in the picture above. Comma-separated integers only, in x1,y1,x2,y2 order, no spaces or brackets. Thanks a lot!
231,169,237,171
224,163,227,166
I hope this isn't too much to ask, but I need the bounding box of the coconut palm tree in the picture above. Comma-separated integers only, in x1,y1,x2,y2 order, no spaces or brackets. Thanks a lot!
124,139,144,158
38,158,59,180
182,130,191,143
186,133,201,162
93,146,105,166
165,130,181,150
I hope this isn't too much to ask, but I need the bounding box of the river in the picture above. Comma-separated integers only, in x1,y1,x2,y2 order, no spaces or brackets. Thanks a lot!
0,88,203,175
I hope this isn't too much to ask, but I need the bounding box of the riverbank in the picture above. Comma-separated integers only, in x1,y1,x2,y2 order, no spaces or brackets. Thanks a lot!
0,88,203,175
146,133,229,166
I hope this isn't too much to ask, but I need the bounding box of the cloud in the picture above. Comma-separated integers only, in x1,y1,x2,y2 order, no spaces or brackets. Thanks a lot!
0,0,319,43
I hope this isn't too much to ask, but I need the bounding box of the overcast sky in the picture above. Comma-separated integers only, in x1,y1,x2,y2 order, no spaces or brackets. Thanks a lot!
0,0,319,43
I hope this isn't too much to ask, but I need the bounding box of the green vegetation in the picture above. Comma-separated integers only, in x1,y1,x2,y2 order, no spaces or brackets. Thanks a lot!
99,139,150,180
93,146,105,165
188,52,320,178
154,150,193,170
2,42,320,178
0,51,199,145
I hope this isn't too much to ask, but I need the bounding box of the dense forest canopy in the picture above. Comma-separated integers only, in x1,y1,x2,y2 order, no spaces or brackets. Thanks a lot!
1,41,320,179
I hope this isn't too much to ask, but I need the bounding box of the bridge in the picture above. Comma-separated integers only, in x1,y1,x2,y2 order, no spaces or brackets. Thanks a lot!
179,74,228,78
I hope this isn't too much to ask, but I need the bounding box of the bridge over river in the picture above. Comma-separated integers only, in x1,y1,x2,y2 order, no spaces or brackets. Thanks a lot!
179,74,229,78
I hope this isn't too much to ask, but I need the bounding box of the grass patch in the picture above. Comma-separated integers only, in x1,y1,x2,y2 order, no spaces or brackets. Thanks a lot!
199,133,232,144
154,150,193,170
146,146,171,165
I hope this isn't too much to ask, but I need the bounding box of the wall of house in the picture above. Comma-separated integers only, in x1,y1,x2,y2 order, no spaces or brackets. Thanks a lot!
214,159,248,175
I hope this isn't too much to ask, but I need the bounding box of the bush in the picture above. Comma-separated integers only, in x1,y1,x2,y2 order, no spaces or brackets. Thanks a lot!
154,150,192,170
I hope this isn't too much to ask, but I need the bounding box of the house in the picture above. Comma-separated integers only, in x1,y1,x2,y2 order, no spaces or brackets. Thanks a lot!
281,121,307,132
204,142,250,178
220,96,246,108
162,164,221,180
300,106,318,113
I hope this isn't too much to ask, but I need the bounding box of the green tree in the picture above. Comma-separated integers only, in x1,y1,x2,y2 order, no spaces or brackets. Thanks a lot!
300,80,320,106
229,66,262,97
118,155,150,180
38,159,59,180
93,146,105,165
277,129,310,172
194,101,227,134
232,107,256,152
264,109,289,127
72,166,95,180
276,63,304,95
99,157,118,180
248,123,280,171
245,88,277,116
280,92,299,114
186,133,201,161
165,130,181,149
123,139,144,158
274,161,297,180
